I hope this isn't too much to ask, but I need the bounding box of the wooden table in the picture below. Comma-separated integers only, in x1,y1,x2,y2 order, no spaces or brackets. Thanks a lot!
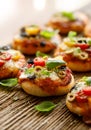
0,3,91,130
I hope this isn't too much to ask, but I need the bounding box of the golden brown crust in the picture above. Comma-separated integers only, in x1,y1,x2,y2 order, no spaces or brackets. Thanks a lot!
20,74,74,97
64,59,91,72
84,22,91,37
66,99,84,116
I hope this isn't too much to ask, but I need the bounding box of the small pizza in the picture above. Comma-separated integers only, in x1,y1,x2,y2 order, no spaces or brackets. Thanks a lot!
84,22,91,37
66,76,91,124
47,11,88,35
0,46,26,79
12,25,61,55
54,32,91,72
18,56,74,96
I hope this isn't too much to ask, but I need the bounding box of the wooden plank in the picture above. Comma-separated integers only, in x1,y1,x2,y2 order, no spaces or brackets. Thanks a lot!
0,3,91,130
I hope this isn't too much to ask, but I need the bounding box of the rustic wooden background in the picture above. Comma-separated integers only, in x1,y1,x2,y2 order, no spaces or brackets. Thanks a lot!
0,3,91,130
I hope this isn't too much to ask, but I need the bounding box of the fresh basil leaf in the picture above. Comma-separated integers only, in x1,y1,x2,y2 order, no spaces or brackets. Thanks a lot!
46,59,66,70
81,76,91,86
35,101,56,112
88,39,91,45
25,67,35,74
68,31,77,38
0,78,18,87
85,77,91,85
61,11,75,20
40,30,55,39
36,51,48,57
41,69,50,76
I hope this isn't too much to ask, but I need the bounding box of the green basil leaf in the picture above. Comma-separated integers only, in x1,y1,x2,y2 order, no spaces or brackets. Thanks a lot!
25,67,35,74
85,77,91,85
41,69,50,76
81,76,91,86
61,11,75,20
35,101,56,112
0,78,18,87
46,59,66,70
68,31,77,38
40,30,55,39
36,51,48,57
88,39,91,45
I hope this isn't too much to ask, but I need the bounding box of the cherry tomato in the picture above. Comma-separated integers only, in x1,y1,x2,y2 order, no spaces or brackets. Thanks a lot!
34,57,45,67
27,64,32,68
0,52,11,61
76,91,87,103
0,59,5,67
83,87,91,96
75,43,89,50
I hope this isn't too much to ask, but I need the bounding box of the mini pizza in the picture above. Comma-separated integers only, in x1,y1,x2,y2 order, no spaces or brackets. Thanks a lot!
47,11,88,35
66,76,91,124
12,25,61,55
84,22,91,37
54,32,91,72
0,46,26,79
18,56,74,96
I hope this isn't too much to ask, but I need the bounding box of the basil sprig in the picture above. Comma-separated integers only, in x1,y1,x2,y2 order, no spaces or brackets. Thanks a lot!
61,11,75,20
46,59,66,70
35,101,56,112
36,51,48,57
82,76,91,86
40,30,55,39
0,78,18,87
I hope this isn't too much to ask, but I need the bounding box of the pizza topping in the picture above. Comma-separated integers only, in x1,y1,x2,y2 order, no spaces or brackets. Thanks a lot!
61,12,75,21
34,57,46,67
67,93,76,102
0,59,5,67
46,59,66,70
76,91,87,103
75,43,89,50
83,87,91,96
40,30,55,39
25,25,40,35
77,52,88,60
0,52,11,61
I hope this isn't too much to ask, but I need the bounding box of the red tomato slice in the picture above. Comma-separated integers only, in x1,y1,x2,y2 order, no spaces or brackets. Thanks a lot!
0,52,11,61
83,87,91,96
34,57,45,67
76,91,87,103
0,59,5,67
75,43,89,50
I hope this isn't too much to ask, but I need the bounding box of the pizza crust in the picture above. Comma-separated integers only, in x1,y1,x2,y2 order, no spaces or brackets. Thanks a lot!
20,74,74,97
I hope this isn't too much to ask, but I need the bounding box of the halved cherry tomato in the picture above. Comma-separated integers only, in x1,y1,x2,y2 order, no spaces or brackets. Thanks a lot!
34,57,45,67
76,91,87,103
75,43,89,50
0,52,11,61
0,59,5,67
83,87,91,96
27,64,32,68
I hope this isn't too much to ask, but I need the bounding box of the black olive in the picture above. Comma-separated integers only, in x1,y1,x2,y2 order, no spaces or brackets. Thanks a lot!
58,66,66,70
77,39,87,44
70,85,77,92
40,41,46,47
20,27,25,32
1,45,11,50
27,59,34,64
27,74,36,80
20,32,30,38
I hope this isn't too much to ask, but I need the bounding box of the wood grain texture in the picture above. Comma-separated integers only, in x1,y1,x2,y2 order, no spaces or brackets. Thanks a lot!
0,3,91,130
